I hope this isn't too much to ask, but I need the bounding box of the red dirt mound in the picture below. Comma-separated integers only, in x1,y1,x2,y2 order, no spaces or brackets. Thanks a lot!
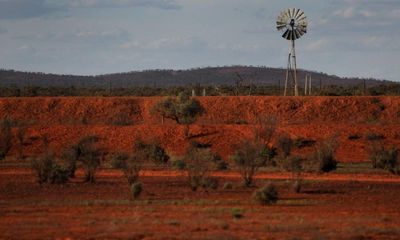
1,96,399,162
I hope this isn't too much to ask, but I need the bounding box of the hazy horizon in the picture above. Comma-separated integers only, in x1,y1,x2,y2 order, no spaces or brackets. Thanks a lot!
0,0,399,81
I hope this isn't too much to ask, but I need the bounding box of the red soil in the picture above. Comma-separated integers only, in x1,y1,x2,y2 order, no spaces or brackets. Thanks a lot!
1,168,400,239
1,96,400,162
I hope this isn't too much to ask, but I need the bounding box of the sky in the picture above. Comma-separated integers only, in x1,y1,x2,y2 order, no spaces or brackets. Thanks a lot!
0,0,399,81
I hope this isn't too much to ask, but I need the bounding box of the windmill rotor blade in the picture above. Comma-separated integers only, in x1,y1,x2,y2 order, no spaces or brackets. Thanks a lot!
282,29,290,39
290,8,295,19
297,15,307,22
296,11,305,21
288,30,294,40
284,9,291,19
277,25,287,31
293,29,299,39
294,8,301,19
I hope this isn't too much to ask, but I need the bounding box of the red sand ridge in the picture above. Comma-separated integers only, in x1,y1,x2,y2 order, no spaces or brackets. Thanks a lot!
1,96,400,162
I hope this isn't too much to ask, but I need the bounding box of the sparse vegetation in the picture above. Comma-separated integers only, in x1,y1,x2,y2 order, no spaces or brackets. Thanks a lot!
130,181,143,200
369,143,399,175
307,137,338,173
223,181,233,190
277,134,293,158
253,183,279,205
62,136,102,183
184,144,213,191
151,92,204,125
231,139,267,187
212,154,229,171
0,119,12,160
365,132,385,141
30,139,69,185
231,208,244,219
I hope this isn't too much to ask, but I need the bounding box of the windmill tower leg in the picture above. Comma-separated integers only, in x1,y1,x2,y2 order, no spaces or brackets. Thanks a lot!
308,75,312,95
284,53,291,96
305,75,308,96
291,40,298,96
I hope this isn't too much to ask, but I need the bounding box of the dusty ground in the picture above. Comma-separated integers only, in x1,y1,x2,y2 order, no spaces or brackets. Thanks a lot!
1,167,400,240
1,96,400,239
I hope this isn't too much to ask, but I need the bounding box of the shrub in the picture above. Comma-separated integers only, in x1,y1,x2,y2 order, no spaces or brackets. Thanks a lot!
61,136,102,180
110,152,130,169
253,183,279,205
0,119,12,160
171,157,186,170
231,139,266,187
135,140,169,165
151,92,204,125
202,177,219,190
130,182,143,200
277,134,293,157
31,153,55,184
231,208,244,219
212,154,229,171
261,145,277,166
307,138,338,173
365,132,385,141
254,116,278,144
370,143,399,175
184,146,213,191
72,136,102,183
293,179,302,193
17,127,25,160
49,165,70,184
31,152,69,184
223,182,233,190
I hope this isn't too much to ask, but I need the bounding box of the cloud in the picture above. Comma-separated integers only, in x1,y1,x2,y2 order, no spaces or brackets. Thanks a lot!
390,9,400,18
61,0,181,10
120,36,206,51
0,0,181,19
0,26,7,34
0,0,61,19
306,39,330,51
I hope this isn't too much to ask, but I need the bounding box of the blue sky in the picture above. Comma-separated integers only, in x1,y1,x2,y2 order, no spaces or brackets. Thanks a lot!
0,0,399,81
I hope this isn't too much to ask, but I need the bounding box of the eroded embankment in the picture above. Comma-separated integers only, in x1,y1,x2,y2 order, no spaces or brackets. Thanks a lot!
1,96,399,162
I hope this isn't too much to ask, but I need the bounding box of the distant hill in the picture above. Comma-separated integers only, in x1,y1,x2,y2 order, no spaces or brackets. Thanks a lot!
0,66,393,88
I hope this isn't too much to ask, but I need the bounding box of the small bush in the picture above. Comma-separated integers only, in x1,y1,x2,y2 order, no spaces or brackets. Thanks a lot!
370,144,399,175
253,183,279,205
31,153,55,184
231,208,244,219
212,154,229,171
135,140,169,165
365,132,385,141
202,177,219,190
223,182,233,190
293,179,302,193
110,152,130,169
130,182,142,200
348,134,361,140
0,119,12,160
49,165,70,184
231,139,266,187
184,146,213,191
307,138,338,173
31,153,69,184
278,134,293,157
171,158,186,170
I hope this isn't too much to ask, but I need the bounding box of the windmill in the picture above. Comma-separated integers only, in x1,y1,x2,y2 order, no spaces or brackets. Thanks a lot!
276,8,308,96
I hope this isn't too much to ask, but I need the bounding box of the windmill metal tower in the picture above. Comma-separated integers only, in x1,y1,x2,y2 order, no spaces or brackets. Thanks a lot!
276,8,308,96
